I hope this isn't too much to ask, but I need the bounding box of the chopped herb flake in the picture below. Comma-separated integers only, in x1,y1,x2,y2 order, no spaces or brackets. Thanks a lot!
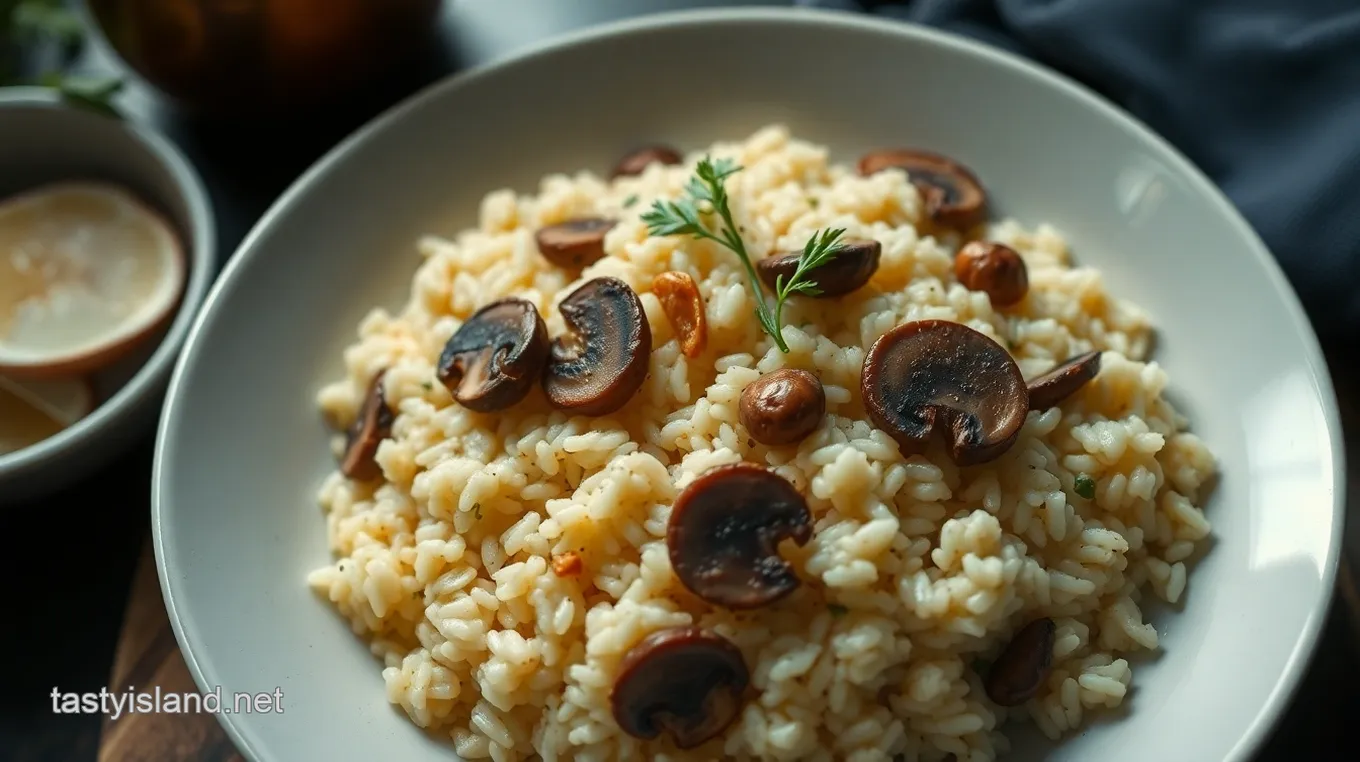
1074,473,1096,499
827,603,849,617
472,503,484,519
623,194,639,208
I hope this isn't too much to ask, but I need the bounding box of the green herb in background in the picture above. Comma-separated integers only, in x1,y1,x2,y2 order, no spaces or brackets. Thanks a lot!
642,156,846,353
11,0,82,44
41,70,122,116
2,0,125,116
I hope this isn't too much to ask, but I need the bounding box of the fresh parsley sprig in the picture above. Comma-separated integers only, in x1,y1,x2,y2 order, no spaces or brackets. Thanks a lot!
642,156,846,353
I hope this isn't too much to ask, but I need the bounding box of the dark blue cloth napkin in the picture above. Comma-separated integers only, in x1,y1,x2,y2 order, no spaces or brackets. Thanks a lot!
797,0,1360,344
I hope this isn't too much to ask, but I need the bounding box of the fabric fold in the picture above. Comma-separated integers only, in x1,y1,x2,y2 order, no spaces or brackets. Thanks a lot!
798,0,1360,340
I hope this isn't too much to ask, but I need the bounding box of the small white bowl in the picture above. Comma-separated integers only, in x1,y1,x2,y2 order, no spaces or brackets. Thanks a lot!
153,8,1345,762
0,88,215,503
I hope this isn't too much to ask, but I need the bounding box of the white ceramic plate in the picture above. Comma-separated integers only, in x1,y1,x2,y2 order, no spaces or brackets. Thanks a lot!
153,8,1345,761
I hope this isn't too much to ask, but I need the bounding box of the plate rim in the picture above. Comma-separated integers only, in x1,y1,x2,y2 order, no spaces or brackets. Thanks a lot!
151,6,1347,761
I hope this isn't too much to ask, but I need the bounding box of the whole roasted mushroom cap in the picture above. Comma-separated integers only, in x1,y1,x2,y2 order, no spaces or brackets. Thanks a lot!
739,368,826,446
954,241,1029,308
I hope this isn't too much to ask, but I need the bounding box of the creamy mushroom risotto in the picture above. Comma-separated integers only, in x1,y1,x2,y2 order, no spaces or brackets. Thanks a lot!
308,125,1217,762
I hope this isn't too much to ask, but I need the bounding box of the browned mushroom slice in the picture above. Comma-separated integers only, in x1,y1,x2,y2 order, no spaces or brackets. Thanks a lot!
861,320,1028,466
535,217,616,268
340,372,394,481
437,298,550,413
652,271,708,358
985,617,1057,706
857,149,988,229
954,241,1029,308
543,277,652,416
611,627,749,749
755,238,882,298
1027,351,1101,411
667,463,813,609
611,144,684,179
739,369,826,446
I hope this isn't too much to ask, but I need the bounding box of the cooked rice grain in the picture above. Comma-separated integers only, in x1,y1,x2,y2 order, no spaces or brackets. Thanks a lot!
308,126,1216,761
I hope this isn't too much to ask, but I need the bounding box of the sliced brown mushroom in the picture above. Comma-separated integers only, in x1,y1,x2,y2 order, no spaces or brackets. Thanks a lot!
985,617,1056,706
611,627,749,749
667,463,813,609
861,320,1028,466
611,144,684,179
739,369,826,446
340,372,394,481
543,277,652,416
954,241,1029,307
858,149,988,229
1027,351,1101,411
652,271,708,358
535,217,616,268
755,238,882,298
437,298,550,413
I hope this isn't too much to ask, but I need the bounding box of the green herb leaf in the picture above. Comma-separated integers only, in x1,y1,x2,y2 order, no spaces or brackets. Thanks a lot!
1074,473,1096,499
770,227,847,342
622,194,639,209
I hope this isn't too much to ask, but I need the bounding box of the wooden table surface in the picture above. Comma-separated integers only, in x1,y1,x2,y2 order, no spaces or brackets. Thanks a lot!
97,544,243,762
